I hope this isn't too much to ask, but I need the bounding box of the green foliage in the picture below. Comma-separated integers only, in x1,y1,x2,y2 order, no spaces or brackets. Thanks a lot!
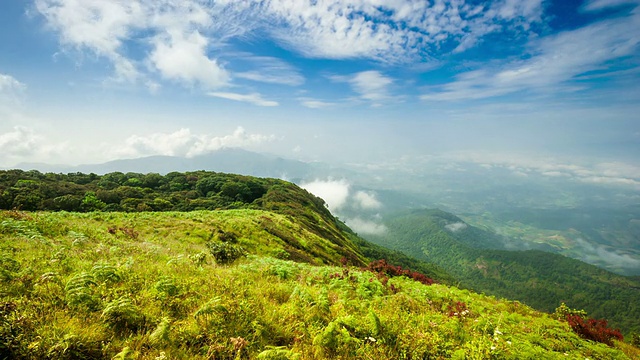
257,347,301,360
65,272,99,310
101,297,143,332
149,317,171,346
1,204,639,359
207,242,247,264
366,209,640,335
554,302,587,320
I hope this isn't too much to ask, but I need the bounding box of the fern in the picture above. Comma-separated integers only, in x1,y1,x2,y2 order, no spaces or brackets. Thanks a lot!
193,297,227,319
154,276,179,299
91,264,121,284
65,272,98,310
112,346,135,360
149,317,171,346
257,347,301,360
102,297,141,332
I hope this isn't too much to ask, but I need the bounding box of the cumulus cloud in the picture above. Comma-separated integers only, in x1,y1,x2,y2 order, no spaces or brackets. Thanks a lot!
445,222,468,233
150,30,229,88
353,191,382,210
261,0,543,62
111,127,275,159
207,92,278,106
35,0,548,90
0,126,67,165
345,217,388,236
300,179,350,212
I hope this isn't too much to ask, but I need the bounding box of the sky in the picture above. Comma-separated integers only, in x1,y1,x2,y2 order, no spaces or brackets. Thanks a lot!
1,0,639,181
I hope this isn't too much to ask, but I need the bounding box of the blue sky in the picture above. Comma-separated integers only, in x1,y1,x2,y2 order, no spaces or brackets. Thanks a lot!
0,0,639,186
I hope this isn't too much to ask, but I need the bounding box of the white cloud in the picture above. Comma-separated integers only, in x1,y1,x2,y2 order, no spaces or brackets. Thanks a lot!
349,71,394,102
345,217,388,235
0,73,26,94
574,237,640,271
582,0,640,12
331,70,395,105
445,222,468,233
353,191,382,210
421,11,640,101
0,126,67,165
299,98,336,109
111,127,275,159
35,0,548,89
0,73,26,112
234,56,304,86
35,0,144,82
300,179,350,212
436,152,640,190
260,0,544,62
207,92,278,106
150,30,229,89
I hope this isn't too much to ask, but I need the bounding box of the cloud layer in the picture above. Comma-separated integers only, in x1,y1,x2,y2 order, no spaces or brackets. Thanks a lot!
33,0,551,96
111,127,276,159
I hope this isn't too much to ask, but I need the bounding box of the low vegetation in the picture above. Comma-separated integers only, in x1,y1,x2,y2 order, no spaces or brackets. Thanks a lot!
1,209,639,359
1,171,639,358
366,209,640,335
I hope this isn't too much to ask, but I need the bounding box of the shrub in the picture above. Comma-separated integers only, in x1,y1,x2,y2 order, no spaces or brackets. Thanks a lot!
566,314,623,346
365,259,435,286
207,242,246,264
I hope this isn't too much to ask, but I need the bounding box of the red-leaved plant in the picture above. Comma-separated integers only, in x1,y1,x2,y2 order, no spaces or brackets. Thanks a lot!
565,314,623,346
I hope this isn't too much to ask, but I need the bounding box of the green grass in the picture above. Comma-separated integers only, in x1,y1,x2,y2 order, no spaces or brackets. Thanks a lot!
1,210,639,359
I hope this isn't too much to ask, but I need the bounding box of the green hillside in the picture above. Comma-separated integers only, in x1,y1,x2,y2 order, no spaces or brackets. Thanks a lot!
1,171,639,358
2,209,639,359
365,209,640,335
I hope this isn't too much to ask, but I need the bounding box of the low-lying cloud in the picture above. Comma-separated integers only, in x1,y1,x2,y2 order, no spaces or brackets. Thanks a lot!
111,127,275,159
574,237,640,272
345,217,388,236
300,179,388,235
445,222,468,233
300,179,350,212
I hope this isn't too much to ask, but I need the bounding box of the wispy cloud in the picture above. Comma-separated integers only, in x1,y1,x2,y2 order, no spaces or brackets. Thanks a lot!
582,0,640,12
331,70,396,106
207,91,278,106
435,152,640,190
35,0,548,88
0,73,26,106
421,9,640,101
234,56,304,86
110,127,276,159
298,98,336,109
0,73,26,94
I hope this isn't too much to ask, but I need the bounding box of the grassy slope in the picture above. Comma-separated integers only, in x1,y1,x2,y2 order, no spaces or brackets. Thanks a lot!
1,210,639,359
365,209,640,335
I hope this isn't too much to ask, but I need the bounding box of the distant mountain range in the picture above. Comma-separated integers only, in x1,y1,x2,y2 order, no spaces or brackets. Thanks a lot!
10,148,332,180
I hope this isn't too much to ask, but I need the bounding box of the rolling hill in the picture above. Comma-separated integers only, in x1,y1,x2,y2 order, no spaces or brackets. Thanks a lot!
364,209,640,335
